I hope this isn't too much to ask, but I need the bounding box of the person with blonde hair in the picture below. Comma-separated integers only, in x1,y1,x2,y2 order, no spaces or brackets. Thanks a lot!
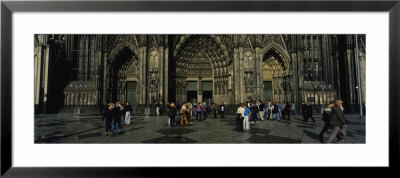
180,103,189,125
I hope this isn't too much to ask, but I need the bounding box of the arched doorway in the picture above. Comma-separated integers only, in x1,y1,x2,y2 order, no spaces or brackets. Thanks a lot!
107,46,139,104
174,35,228,105
262,44,291,103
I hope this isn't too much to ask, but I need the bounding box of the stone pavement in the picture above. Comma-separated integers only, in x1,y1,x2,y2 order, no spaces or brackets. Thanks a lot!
34,113,365,144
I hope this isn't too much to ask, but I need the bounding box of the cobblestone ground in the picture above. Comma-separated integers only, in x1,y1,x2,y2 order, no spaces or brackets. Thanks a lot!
34,113,365,144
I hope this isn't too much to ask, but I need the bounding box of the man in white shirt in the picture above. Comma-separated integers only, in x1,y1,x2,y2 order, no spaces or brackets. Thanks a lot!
236,103,245,132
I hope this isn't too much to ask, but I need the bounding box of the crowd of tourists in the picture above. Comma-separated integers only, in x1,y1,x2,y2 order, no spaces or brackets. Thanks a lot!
234,99,350,143
235,101,296,132
101,98,351,143
164,102,224,126
102,100,133,136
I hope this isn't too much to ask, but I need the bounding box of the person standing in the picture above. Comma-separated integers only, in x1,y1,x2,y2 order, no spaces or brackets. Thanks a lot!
220,104,225,119
180,103,189,125
156,102,160,116
124,101,133,127
258,101,265,121
283,102,291,121
271,102,279,121
211,103,216,119
304,103,315,122
277,102,282,120
187,102,193,122
243,105,251,131
169,102,177,127
121,103,126,127
362,104,366,115
236,103,245,132
301,101,307,120
203,102,208,120
251,101,259,124
326,100,351,143
189,102,193,118
196,102,203,122
319,101,336,142
264,101,270,119
267,101,273,119
166,102,171,126
103,103,114,136
291,102,296,115
111,100,123,136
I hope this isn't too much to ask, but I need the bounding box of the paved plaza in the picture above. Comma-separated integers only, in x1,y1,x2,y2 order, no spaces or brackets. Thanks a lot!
34,113,366,144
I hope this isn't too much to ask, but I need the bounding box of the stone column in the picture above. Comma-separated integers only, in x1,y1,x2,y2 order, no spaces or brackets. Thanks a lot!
140,47,146,105
292,51,298,105
239,47,245,103
159,47,164,103
234,48,239,104
257,47,263,101
34,45,43,106
102,51,108,104
164,47,169,103
198,77,203,102
42,45,50,113
299,35,306,104
254,47,259,100
347,47,355,110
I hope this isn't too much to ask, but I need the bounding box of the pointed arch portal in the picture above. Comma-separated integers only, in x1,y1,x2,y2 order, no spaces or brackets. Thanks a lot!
174,35,229,104
262,45,291,102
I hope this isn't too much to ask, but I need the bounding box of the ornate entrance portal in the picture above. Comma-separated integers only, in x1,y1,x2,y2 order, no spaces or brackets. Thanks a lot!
262,41,291,103
174,35,228,105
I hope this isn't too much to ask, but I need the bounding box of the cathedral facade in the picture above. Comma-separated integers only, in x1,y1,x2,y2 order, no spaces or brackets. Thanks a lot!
34,34,366,114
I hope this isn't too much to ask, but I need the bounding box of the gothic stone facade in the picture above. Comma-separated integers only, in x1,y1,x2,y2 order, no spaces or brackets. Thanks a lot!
34,34,366,114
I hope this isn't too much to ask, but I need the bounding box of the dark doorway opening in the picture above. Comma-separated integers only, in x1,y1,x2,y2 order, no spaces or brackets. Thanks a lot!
187,91,197,103
203,91,212,104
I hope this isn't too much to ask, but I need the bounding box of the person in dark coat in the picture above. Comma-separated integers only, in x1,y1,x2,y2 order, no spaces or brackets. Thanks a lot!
283,102,291,121
304,103,315,122
121,103,126,127
103,103,114,136
111,100,123,135
326,100,351,143
220,104,225,119
319,101,335,142
169,102,177,126
251,102,258,123
301,101,307,120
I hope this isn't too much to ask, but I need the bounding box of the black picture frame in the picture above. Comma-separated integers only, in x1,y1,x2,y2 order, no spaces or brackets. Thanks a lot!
1,0,399,177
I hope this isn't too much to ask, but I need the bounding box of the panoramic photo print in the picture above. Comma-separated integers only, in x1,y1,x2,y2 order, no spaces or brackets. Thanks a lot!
34,34,366,144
